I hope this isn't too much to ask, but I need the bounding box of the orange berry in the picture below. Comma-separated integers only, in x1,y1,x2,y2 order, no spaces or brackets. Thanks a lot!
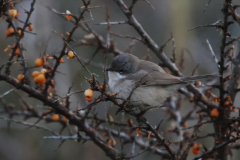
7,27,14,33
231,134,236,138
32,71,40,78
52,114,59,121
189,97,194,102
17,29,24,38
35,58,43,67
34,74,46,85
192,144,202,155
128,119,133,125
108,139,116,146
17,29,21,34
59,58,64,63
6,27,14,37
100,85,108,89
62,116,68,122
211,108,219,117
9,9,17,18
86,96,93,102
148,132,152,139
192,148,200,155
84,89,93,97
225,101,229,105
108,115,114,122
182,122,188,128
17,74,24,81
136,128,141,136
67,51,75,59
15,48,21,56
28,25,33,31
66,10,71,21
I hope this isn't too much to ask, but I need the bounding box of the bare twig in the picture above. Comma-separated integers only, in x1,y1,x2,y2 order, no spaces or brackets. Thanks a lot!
95,21,128,25
0,88,15,98
188,20,223,31
203,0,212,13
205,37,220,68
0,116,59,136
193,137,240,160
0,73,118,160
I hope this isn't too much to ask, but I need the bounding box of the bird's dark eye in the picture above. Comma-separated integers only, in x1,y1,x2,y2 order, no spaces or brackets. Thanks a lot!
118,69,124,73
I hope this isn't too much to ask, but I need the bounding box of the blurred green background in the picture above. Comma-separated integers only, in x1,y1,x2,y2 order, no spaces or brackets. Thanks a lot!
0,0,240,160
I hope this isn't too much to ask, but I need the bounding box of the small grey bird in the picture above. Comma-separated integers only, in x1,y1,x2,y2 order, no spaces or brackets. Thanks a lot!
107,54,216,113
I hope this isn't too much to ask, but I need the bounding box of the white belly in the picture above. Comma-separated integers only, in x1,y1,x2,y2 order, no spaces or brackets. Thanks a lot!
108,72,182,108
108,72,133,99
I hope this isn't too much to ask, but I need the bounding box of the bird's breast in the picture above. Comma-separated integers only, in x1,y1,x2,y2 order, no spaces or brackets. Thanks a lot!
108,72,126,90
108,72,133,95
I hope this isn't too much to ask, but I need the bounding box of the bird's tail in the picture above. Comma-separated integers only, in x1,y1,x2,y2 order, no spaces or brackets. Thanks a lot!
180,74,219,82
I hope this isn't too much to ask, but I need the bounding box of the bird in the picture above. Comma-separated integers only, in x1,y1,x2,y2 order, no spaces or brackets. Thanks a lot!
106,53,217,114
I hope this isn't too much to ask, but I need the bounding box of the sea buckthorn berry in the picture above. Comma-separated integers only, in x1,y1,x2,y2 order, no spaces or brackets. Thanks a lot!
136,128,141,136
28,25,33,31
148,132,152,139
86,96,93,102
108,139,116,146
66,10,71,21
60,58,64,63
17,29,24,38
32,71,40,78
17,74,24,81
100,85,108,89
6,27,14,37
9,9,17,18
34,74,46,85
67,51,75,59
182,122,188,128
211,108,219,117
192,143,202,155
52,114,59,121
84,89,93,98
62,116,68,122
35,58,43,67
15,48,21,56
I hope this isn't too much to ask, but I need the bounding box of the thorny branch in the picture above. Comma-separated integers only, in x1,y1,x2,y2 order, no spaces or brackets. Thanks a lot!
0,73,119,160
1,0,240,160
113,0,219,111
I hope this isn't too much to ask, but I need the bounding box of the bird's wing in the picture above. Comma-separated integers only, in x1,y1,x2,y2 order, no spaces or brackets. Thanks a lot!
126,70,186,86
138,60,166,73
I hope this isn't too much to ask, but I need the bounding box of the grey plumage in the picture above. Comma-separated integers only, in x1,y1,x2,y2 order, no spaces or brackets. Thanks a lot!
107,54,218,113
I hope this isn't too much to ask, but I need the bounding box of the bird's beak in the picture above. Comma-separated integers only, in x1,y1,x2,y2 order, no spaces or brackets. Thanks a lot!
106,68,116,72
